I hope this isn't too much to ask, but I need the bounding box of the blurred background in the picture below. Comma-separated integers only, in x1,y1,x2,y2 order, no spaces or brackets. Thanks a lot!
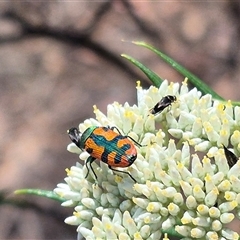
0,1,240,239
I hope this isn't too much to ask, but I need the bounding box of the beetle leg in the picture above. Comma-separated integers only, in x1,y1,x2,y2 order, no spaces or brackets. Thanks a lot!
85,156,98,180
125,135,142,147
108,166,136,182
109,126,121,134
110,126,142,147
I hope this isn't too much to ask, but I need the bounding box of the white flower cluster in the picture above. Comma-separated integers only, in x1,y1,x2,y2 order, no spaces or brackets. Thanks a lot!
54,80,240,239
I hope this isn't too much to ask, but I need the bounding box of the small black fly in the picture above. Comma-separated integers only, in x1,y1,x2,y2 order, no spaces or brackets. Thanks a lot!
223,145,238,167
150,95,177,115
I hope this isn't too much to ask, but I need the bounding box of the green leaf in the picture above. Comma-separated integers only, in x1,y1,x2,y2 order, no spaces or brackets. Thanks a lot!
231,101,240,107
161,226,184,238
121,54,163,87
14,189,65,202
132,41,225,101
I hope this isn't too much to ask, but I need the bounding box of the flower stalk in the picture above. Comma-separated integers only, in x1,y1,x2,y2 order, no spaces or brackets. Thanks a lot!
54,79,240,239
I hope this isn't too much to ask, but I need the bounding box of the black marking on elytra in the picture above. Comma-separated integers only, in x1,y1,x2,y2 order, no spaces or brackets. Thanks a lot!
92,133,132,165
127,154,137,165
101,151,109,163
102,126,109,132
86,148,93,154
113,143,131,164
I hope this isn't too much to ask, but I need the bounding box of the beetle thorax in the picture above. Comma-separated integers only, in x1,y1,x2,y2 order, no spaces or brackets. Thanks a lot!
80,126,98,149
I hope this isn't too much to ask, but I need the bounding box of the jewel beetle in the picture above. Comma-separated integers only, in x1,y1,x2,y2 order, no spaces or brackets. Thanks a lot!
67,126,141,182
150,95,177,115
